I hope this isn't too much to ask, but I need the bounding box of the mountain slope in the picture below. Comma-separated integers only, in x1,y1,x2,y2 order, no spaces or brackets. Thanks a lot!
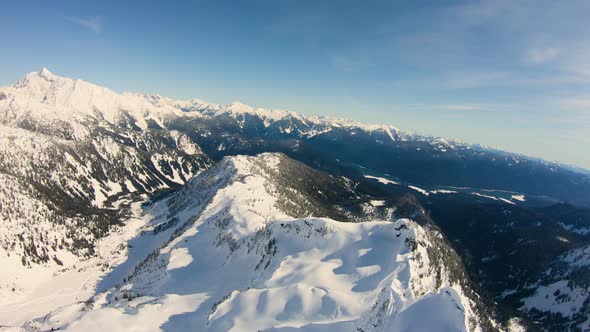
22,153,499,331
0,70,212,313
427,197,590,331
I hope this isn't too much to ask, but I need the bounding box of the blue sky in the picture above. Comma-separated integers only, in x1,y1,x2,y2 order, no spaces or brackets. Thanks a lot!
1,0,589,168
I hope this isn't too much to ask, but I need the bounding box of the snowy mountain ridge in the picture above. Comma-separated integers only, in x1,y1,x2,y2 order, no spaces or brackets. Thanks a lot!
0,68,439,144
19,153,498,331
6,68,576,170
5,68,575,174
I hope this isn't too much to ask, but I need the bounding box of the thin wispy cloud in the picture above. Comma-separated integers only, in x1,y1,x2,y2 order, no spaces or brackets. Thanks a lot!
401,102,506,113
444,71,512,89
433,104,492,111
526,47,560,65
65,16,102,34
330,54,371,70
555,97,590,114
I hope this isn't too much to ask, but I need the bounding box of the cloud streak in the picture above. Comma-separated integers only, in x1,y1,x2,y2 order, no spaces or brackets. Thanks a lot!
330,54,371,70
65,16,102,34
526,47,560,65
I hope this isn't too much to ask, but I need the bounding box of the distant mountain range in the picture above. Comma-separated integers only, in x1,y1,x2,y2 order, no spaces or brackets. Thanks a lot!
0,69,588,331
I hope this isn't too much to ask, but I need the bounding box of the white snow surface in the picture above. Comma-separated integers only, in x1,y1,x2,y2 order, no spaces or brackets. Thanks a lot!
560,245,590,268
470,192,515,205
522,280,588,317
408,185,430,196
10,153,485,332
430,190,458,195
369,200,386,207
364,175,400,185
510,195,526,202
0,202,148,327
558,222,590,236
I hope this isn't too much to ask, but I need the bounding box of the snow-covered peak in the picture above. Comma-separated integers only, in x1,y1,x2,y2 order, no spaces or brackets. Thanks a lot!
4,69,209,133
228,101,252,112
222,101,292,123
16,67,73,86
39,67,56,79
15,67,113,104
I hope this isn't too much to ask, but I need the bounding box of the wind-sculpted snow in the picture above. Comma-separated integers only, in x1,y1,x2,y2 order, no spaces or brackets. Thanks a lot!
16,153,498,331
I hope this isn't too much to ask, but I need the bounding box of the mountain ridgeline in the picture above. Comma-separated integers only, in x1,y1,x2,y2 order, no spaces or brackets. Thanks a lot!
0,69,588,331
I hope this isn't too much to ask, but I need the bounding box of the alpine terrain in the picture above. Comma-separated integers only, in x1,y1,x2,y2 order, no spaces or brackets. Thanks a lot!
0,69,588,331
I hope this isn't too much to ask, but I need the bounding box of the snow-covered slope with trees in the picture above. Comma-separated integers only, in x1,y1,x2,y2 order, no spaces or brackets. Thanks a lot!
0,69,211,318
19,153,497,331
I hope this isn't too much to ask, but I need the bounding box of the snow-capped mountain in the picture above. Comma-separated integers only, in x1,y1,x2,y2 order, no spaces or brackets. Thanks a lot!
20,153,498,331
0,68,588,331
1,68,405,142
0,69,211,311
